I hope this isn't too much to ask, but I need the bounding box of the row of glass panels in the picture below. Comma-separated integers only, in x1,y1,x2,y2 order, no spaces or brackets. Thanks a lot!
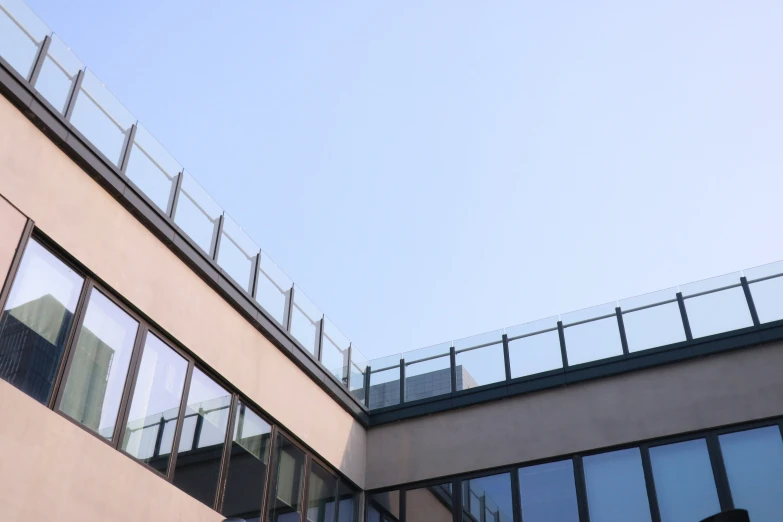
0,0,369,403
368,423,783,522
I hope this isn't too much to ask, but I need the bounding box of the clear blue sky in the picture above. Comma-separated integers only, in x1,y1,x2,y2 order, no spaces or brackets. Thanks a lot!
25,0,783,362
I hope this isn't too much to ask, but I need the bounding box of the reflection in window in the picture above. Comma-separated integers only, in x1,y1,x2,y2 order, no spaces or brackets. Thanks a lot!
0,239,84,403
337,480,359,522
518,460,580,522
267,435,306,522
584,448,652,522
719,426,783,522
407,484,453,522
172,368,231,507
463,473,513,522
222,403,272,522
649,439,719,522
307,462,337,522
367,490,400,522
59,289,139,440
121,333,187,474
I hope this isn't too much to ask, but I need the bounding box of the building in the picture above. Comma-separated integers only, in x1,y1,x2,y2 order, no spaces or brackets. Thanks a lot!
0,2,782,522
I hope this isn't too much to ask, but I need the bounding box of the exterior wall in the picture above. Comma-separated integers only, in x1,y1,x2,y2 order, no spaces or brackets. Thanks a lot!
0,195,26,287
0,379,221,522
0,95,366,486
365,341,783,489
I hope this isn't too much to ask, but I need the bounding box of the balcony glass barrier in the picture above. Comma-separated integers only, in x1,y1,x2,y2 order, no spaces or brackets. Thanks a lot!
254,251,292,327
619,287,685,353
404,342,452,402
681,272,753,338
506,316,562,378
746,261,783,324
125,123,181,214
368,354,402,409
217,213,259,293
562,303,623,366
69,68,136,167
454,329,505,390
32,33,82,115
290,286,322,356
321,317,349,385
0,0,48,79
173,170,223,255
348,345,368,403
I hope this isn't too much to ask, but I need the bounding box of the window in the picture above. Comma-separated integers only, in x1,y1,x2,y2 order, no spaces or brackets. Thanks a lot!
172,368,231,507
518,460,580,522
719,426,783,522
462,473,513,522
306,462,337,522
337,481,360,522
120,332,188,474
267,434,306,522
58,288,139,440
649,439,720,522
407,484,453,522
0,239,84,403
222,403,272,522
583,448,652,522
368,490,400,522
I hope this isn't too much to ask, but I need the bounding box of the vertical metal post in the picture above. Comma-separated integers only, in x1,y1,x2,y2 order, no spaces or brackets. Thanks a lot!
640,445,662,522
510,466,522,522
740,276,761,327
502,333,512,381
363,365,372,408
167,171,184,219
250,252,261,297
557,321,569,368
676,292,693,341
452,479,463,522
284,286,295,332
450,345,457,393
118,122,138,174
615,307,630,356
399,358,406,405
211,213,225,260
153,416,166,458
192,409,204,451
315,317,325,361
345,343,353,389
707,434,734,512
63,69,84,121
214,396,237,513
573,456,591,522
400,488,407,522
28,34,52,85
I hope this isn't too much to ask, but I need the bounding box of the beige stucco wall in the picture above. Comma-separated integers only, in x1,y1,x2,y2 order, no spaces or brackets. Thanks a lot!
0,95,365,486
0,195,26,287
366,341,783,489
0,379,221,521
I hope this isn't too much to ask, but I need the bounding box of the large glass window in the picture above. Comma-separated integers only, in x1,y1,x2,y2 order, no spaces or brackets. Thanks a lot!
367,490,400,522
307,462,337,522
0,239,84,404
120,332,188,474
172,368,231,507
337,481,360,522
407,484,453,522
518,459,580,522
719,426,783,522
58,289,139,440
267,434,306,522
462,473,513,522
649,439,720,522
222,403,272,522
583,448,652,522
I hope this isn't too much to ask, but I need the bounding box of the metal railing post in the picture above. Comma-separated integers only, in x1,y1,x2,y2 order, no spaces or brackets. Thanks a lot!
192,409,204,451
28,34,51,85
399,358,406,405
153,416,166,458
63,69,84,121
167,171,184,218
364,365,371,408
450,345,457,393
118,122,138,174
676,292,694,341
210,213,225,260
345,343,352,389
284,286,295,332
740,276,761,327
250,252,261,297
557,320,569,368
315,317,325,361
502,333,511,381
616,307,630,356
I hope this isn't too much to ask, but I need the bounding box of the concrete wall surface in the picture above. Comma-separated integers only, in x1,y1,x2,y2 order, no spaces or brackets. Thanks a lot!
365,341,783,489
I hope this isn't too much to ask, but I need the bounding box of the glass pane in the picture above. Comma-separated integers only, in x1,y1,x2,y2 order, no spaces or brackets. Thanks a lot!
505,316,558,339
0,239,83,403
348,345,367,403
291,286,322,355
322,318,349,385
69,69,135,167
59,289,139,439
173,368,231,507
563,316,623,366
0,0,49,79
744,260,783,283
583,448,652,522
518,459,580,522
455,342,504,390
561,302,617,326
222,403,272,522
368,490,400,521
404,343,451,402
623,303,686,353
125,123,181,213
307,462,337,522
33,33,83,115
508,330,563,378
462,473,514,522
173,170,223,255
337,481,359,522
369,354,401,409
121,333,188,474
407,484,454,522
255,251,293,326
749,277,783,324
719,426,783,522
217,213,259,292
680,272,741,297
649,439,719,522
684,288,753,338
618,287,678,312
267,435,306,522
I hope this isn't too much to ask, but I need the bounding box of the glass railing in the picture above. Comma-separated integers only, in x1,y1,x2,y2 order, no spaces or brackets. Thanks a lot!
3,0,783,413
